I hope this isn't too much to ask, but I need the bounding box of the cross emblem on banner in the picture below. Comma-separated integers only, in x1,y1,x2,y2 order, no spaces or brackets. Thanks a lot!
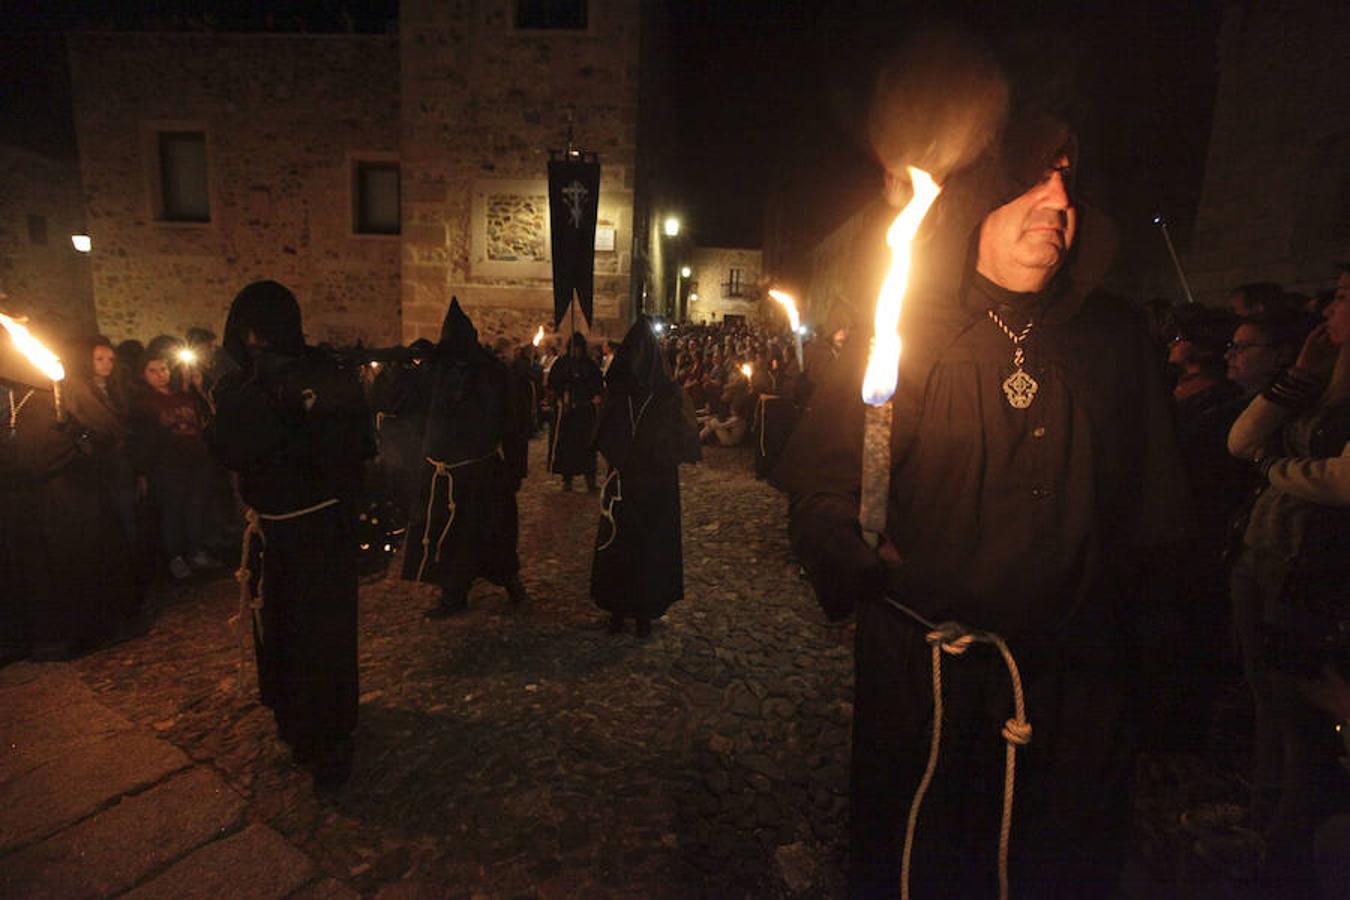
561,180,589,228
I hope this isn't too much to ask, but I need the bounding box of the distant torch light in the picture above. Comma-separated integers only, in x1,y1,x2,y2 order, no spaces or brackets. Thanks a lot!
680,266,692,278
740,363,753,379
796,325,809,337
652,322,666,334
689,292,699,302
71,234,91,253
663,217,681,237
177,348,197,366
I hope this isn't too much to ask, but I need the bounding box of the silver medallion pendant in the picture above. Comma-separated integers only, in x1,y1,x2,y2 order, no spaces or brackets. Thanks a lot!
1002,368,1039,409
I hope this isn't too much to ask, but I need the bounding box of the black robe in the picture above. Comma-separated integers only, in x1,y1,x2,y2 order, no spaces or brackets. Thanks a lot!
774,136,1193,894
206,281,374,755
1,377,139,656
401,301,528,591
591,320,701,619
548,353,603,477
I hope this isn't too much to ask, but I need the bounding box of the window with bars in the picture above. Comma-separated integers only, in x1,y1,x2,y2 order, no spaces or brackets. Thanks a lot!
725,267,744,297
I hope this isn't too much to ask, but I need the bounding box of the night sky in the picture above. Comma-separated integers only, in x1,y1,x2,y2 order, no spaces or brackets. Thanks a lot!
4,0,1221,295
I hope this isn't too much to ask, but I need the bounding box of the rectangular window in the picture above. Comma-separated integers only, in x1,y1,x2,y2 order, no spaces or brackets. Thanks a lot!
26,214,47,246
354,161,401,235
727,267,744,297
158,131,210,222
516,0,587,30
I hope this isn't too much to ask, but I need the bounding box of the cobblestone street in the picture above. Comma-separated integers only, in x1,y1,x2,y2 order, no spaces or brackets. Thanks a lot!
59,440,856,897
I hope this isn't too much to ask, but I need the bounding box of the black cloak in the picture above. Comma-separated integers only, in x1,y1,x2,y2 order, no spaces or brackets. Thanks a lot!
206,280,374,761
590,318,701,619
547,332,603,478
772,100,1193,896
401,299,528,592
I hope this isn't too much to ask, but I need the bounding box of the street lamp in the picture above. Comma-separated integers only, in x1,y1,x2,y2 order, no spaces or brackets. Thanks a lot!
675,265,693,321
663,216,681,237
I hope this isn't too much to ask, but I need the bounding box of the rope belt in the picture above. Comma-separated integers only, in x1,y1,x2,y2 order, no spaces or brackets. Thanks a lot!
755,393,779,458
413,451,499,582
231,497,341,697
595,467,623,551
879,595,1033,900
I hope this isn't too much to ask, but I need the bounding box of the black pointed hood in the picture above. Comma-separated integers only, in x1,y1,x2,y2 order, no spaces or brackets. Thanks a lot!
223,280,305,367
609,316,670,395
437,298,481,359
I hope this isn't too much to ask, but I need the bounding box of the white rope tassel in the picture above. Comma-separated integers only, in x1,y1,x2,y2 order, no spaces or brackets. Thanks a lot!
230,497,340,697
595,467,623,552
898,621,1032,900
414,453,498,583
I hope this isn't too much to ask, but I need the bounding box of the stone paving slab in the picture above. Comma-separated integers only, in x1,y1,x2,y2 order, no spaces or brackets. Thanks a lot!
124,822,316,900
0,665,137,785
287,876,363,900
0,728,189,853
0,766,245,899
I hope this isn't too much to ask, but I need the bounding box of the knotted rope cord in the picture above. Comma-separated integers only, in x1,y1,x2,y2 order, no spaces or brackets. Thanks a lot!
8,388,35,431
883,596,1032,900
231,497,340,697
413,451,499,582
595,393,654,553
755,393,779,458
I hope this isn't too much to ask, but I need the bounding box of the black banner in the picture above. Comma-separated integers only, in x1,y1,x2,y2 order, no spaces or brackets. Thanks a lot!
548,156,600,327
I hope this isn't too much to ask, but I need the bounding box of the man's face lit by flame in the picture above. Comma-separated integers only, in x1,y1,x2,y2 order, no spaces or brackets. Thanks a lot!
976,155,1076,294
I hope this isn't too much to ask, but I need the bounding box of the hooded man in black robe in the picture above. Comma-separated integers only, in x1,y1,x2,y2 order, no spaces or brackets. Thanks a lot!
205,280,374,788
401,300,529,616
591,317,701,637
773,57,1193,897
548,331,603,491
1,333,141,662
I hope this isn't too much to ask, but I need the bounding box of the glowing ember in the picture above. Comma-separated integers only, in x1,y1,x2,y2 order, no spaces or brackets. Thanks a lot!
0,312,65,382
861,167,941,406
532,325,545,347
740,363,753,379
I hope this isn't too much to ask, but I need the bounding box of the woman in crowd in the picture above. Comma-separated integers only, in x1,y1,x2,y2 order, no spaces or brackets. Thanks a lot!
131,340,221,579
1221,274,1350,887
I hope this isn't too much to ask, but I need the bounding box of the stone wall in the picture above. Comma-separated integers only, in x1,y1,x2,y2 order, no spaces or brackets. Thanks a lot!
687,246,763,324
67,33,402,346
0,146,96,338
399,0,641,346
1186,0,1350,301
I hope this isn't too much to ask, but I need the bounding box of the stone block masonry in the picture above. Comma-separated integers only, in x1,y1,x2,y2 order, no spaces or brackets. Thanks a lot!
68,33,402,345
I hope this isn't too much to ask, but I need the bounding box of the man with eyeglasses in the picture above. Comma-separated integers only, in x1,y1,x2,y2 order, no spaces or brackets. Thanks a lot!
1226,309,1309,400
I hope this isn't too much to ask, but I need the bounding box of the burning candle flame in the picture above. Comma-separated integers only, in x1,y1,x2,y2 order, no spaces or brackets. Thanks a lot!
768,289,801,333
0,312,65,382
740,363,753,379
860,167,941,406
532,325,545,347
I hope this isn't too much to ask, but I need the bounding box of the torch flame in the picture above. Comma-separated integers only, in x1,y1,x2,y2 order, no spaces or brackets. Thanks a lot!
768,289,801,333
0,312,65,381
860,167,941,406
740,363,753,379
532,325,545,347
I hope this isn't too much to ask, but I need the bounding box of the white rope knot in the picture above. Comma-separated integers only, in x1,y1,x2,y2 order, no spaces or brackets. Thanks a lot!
1002,718,1033,745
414,453,498,582
899,615,1033,900
595,468,623,552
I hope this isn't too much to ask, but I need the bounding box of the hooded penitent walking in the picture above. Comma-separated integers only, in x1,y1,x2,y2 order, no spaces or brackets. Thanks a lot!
591,317,701,637
205,280,374,788
548,331,603,491
402,300,529,616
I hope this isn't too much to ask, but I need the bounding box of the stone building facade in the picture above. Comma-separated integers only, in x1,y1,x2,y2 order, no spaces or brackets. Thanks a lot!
66,0,646,348
1185,0,1349,301
0,146,96,337
68,33,402,346
685,246,763,325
